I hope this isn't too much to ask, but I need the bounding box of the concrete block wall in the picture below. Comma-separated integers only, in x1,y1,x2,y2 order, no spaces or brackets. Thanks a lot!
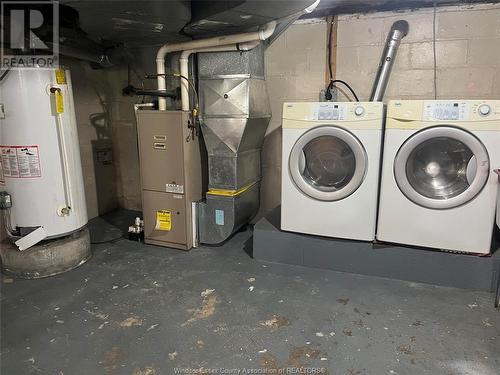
65,60,104,219
105,68,142,212
336,3,500,101
68,60,141,218
260,20,327,216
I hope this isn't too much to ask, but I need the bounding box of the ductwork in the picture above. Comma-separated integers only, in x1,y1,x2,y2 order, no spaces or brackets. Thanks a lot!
370,20,409,101
155,21,277,110
196,44,271,244
147,1,320,245
179,41,260,111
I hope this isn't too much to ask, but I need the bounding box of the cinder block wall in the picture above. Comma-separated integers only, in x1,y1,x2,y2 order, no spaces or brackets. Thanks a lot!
336,3,500,101
69,61,107,219
260,3,500,216
259,20,327,217
69,61,142,218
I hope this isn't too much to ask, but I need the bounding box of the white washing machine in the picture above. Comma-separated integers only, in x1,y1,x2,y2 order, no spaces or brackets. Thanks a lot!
281,102,384,241
377,100,500,254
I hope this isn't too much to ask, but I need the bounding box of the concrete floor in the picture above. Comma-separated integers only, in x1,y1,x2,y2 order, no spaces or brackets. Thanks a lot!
1,211,499,375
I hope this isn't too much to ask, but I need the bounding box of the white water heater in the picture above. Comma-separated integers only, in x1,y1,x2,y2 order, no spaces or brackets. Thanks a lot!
0,68,87,248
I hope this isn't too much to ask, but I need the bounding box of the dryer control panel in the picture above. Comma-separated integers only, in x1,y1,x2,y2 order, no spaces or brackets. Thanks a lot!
388,100,500,123
423,101,469,121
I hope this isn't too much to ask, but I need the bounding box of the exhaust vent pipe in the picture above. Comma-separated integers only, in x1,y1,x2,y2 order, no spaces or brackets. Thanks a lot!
370,20,409,101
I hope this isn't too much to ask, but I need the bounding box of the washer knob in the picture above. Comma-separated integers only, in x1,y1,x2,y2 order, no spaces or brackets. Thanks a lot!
354,106,365,116
478,104,491,116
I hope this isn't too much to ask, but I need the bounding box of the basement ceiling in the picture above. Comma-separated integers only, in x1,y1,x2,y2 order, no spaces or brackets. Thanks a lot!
311,0,497,16
61,0,192,45
185,0,318,36
60,0,496,47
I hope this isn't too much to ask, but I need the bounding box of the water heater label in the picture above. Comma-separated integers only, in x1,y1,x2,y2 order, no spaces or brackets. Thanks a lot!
55,69,67,85
0,146,41,178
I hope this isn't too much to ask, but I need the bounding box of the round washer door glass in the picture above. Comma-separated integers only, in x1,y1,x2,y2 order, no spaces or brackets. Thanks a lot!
394,126,490,209
289,126,367,201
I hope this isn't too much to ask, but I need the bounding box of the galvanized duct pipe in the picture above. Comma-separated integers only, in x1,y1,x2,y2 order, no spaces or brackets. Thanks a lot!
179,41,261,111
155,21,277,111
196,44,271,244
370,20,409,101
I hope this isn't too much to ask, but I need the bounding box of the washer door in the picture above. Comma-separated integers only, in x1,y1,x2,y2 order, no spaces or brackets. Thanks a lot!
289,126,367,201
394,126,490,209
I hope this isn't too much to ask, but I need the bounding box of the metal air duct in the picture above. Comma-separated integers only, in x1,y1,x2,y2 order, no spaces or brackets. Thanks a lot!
197,43,271,244
370,20,409,101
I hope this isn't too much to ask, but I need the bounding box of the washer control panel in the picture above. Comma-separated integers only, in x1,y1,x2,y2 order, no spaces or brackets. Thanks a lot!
282,102,384,124
423,101,469,121
313,103,347,121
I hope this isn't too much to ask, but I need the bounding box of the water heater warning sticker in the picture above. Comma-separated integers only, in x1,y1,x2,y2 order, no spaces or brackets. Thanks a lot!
0,146,41,178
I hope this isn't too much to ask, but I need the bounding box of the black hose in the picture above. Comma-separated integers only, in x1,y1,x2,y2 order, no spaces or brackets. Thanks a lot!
327,79,359,102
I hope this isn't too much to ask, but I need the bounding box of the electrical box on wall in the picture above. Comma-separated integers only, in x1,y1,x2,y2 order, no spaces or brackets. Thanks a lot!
136,111,202,250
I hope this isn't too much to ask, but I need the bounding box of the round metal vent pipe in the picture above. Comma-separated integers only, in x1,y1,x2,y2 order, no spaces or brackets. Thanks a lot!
370,20,409,102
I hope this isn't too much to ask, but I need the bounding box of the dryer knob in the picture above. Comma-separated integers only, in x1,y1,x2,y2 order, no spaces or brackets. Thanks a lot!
478,104,491,116
354,106,365,116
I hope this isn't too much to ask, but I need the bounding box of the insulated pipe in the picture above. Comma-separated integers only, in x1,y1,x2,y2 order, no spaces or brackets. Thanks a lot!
370,20,409,102
156,21,277,110
179,41,261,111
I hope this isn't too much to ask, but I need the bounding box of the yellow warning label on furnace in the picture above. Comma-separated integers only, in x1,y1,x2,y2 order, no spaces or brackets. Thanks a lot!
55,91,64,114
155,210,172,231
55,69,67,84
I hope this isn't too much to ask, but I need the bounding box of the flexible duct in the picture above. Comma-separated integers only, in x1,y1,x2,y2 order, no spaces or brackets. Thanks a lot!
370,20,409,101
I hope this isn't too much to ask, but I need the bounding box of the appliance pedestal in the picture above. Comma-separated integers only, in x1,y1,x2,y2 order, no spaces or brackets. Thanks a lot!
0,228,91,279
254,207,500,307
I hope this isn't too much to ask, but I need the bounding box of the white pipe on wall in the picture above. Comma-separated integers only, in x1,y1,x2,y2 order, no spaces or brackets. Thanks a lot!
156,21,277,111
179,41,261,111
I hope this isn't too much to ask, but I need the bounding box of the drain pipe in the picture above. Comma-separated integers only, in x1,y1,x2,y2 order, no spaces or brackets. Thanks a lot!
370,20,409,101
179,41,261,111
156,21,277,111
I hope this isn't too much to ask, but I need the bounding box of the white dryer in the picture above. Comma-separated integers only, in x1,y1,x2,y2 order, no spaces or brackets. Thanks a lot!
281,102,384,241
377,100,500,254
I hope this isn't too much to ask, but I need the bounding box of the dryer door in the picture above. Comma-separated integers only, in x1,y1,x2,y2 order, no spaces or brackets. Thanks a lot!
289,126,367,201
394,126,490,209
